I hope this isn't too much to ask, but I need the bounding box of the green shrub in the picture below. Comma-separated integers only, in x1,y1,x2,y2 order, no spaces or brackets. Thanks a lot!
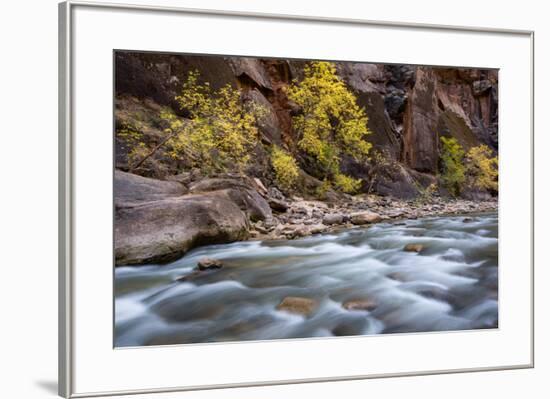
271,146,299,191
440,136,466,196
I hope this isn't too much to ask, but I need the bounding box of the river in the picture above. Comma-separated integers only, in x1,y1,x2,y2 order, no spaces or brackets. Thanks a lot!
115,213,498,347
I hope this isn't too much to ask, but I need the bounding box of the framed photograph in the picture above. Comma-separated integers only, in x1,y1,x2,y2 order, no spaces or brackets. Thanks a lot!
59,1,534,397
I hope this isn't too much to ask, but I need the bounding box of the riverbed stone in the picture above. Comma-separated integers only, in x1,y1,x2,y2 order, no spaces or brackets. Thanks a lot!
276,297,318,316
343,298,378,312
309,224,328,235
350,211,383,225
197,257,224,270
253,222,269,234
403,243,424,253
268,197,289,212
323,213,345,225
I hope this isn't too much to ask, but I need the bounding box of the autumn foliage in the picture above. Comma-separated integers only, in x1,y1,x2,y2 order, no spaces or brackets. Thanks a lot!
287,61,372,193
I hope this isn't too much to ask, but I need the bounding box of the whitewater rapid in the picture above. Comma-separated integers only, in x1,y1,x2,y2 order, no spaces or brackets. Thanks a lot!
115,213,498,347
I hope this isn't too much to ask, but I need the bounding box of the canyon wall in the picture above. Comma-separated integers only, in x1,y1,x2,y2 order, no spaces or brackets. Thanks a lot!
114,51,498,199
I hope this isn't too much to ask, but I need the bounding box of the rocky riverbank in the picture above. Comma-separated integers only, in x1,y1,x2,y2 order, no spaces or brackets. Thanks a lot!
114,170,496,266
250,193,497,241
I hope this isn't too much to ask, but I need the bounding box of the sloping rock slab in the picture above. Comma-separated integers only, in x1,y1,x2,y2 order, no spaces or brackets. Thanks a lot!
115,170,186,203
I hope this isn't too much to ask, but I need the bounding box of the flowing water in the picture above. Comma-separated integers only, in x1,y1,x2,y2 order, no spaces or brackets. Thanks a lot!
115,213,498,347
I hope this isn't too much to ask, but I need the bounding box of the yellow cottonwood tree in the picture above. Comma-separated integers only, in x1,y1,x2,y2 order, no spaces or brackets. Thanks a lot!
271,146,299,191
466,144,498,191
132,70,265,174
287,61,372,193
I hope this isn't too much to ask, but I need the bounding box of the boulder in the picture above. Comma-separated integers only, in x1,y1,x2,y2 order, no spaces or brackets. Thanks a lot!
268,186,286,200
309,224,328,235
323,213,345,225
115,170,186,204
268,197,289,212
350,211,382,225
189,178,272,222
114,192,249,265
276,297,318,316
222,188,272,222
369,163,423,200
189,177,252,192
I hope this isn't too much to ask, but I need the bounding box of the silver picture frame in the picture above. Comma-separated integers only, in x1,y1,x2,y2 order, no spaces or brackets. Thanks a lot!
59,1,535,397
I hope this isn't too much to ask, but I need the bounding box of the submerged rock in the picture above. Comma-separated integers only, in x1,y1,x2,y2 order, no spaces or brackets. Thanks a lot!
276,297,318,316
343,298,377,312
197,257,224,271
403,243,424,253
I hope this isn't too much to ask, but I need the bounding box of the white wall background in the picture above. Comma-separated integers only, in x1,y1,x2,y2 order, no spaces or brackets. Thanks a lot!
0,0,547,398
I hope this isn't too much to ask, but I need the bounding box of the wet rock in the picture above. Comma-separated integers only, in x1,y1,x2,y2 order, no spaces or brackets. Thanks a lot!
387,272,406,282
323,213,345,225
197,257,224,271
403,243,424,253
343,298,377,312
276,297,318,316
350,211,383,225
176,268,219,282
